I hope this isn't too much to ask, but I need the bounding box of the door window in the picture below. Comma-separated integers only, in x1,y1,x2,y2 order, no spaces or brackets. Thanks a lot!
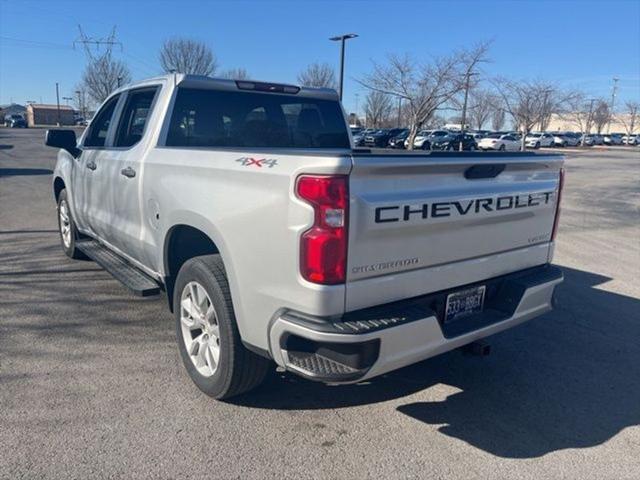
84,95,121,147
114,88,159,147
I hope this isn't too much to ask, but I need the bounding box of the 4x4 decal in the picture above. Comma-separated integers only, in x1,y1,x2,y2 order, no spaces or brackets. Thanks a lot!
235,157,278,168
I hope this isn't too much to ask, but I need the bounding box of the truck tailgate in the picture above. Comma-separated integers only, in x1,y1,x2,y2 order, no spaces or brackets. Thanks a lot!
346,151,563,311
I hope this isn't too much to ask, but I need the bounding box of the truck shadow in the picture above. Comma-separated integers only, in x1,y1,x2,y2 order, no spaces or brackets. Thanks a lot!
0,168,53,177
236,265,640,458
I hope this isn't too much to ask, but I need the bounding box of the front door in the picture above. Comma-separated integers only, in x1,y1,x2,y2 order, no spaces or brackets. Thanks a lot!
73,93,123,238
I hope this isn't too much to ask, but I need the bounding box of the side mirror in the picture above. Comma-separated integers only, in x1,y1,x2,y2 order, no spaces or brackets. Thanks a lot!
45,129,80,157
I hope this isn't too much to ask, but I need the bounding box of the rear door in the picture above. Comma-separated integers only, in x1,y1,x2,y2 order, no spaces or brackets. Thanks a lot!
99,86,160,264
346,152,563,309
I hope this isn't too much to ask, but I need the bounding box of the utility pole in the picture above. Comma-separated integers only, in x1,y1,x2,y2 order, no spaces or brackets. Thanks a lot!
55,82,61,126
607,77,619,134
329,33,358,101
397,96,402,128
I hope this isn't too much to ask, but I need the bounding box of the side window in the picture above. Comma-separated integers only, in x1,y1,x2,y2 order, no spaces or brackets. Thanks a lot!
114,88,159,147
84,95,120,148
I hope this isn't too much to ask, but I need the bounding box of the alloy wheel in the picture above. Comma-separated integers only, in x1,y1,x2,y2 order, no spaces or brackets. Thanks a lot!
59,199,72,248
180,281,221,377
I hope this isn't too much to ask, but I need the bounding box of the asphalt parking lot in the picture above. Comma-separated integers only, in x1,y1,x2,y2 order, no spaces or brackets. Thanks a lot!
1,128,639,479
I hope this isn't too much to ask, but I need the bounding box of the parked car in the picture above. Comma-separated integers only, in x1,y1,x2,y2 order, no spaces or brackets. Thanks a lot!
432,133,478,151
364,128,407,148
4,114,27,128
44,74,564,400
592,134,604,145
551,133,567,148
388,129,409,149
352,131,366,147
525,132,554,149
603,133,623,145
407,129,449,149
581,134,597,146
622,134,638,146
477,133,521,151
561,132,581,147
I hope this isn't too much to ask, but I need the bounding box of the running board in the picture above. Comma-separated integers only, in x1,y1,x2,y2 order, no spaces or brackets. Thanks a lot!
76,240,161,297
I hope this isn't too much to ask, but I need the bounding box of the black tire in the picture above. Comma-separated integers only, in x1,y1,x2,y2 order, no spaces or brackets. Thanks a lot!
174,254,270,399
469,144,476,151
422,141,431,150
499,144,506,151
56,189,86,259
535,142,540,149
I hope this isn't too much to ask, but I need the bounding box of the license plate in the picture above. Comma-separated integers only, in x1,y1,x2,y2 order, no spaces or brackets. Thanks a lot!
445,285,486,323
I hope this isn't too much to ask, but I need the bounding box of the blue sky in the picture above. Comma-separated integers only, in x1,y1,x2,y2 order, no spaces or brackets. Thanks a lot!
1,0,639,114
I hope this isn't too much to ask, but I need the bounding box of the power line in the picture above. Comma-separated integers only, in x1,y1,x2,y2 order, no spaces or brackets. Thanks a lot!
0,36,74,50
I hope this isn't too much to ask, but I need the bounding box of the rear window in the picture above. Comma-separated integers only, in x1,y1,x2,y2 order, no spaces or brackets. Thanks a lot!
166,88,349,149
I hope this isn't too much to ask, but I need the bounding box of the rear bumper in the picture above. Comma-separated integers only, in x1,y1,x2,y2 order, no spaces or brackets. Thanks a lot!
268,264,563,383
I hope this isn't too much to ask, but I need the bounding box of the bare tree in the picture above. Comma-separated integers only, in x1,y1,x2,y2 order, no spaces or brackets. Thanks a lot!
560,92,595,145
159,38,217,76
358,43,490,150
491,107,505,131
592,100,611,134
468,90,496,130
617,101,639,136
220,68,250,80
81,52,131,104
493,78,563,150
363,90,393,128
297,62,336,89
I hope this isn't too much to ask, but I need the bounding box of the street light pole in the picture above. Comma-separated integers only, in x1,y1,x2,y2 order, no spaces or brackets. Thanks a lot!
55,82,61,127
459,71,477,151
583,98,597,146
329,33,358,101
607,77,619,134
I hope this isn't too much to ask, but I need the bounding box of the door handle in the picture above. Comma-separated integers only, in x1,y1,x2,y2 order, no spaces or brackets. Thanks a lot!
86,160,97,171
120,167,136,178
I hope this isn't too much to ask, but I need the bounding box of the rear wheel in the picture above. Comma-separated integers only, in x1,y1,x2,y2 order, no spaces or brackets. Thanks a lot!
499,144,506,151
174,255,270,399
535,142,541,149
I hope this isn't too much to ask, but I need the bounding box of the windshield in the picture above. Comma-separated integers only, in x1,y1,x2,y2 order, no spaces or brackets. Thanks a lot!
529,133,541,138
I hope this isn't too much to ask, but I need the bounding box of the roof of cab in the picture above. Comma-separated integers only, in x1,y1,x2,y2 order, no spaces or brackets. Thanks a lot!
115,73,339,101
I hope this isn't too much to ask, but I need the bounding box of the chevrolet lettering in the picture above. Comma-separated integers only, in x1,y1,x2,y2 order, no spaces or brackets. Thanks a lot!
375,192,555,223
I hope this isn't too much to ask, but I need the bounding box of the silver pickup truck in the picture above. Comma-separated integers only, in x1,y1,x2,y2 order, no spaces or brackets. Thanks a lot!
46,74,564,399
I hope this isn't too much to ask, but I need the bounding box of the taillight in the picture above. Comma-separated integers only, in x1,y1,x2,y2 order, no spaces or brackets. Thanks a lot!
296,175,348,285
551,168,564,241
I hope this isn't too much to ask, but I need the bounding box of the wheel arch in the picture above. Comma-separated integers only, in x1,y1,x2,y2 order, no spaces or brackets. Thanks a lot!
163,223,226,312
53,177,65,202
